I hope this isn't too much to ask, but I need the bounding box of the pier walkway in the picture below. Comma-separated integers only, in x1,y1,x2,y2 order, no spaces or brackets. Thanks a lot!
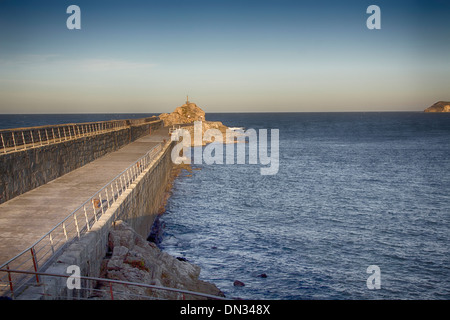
0,127,170,268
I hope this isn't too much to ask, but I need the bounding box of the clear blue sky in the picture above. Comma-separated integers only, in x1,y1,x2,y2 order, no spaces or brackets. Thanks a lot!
0,0,449,113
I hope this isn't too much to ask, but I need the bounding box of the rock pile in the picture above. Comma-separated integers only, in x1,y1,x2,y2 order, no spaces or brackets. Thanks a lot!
96,220,225,300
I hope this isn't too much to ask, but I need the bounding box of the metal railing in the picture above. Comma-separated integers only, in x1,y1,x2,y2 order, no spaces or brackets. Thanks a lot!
0,120,129,154
0,269,229,300
0,142,166,297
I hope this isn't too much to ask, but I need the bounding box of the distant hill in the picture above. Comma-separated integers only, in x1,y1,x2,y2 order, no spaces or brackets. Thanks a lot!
424,101,450,113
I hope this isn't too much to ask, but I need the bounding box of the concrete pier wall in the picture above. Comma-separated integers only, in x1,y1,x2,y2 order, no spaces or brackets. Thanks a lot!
0,118,162,204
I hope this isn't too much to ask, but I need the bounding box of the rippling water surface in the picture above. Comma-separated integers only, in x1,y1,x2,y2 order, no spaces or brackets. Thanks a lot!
160,112,450,300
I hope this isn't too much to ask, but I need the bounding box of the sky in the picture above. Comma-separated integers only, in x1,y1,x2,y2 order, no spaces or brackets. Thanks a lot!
0,0,449,113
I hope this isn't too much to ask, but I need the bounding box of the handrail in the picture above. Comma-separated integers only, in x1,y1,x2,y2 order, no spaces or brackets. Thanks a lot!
0,141,169,297
0,117,161,154
33,143,160,248
0,269,229,300
0,120,128,154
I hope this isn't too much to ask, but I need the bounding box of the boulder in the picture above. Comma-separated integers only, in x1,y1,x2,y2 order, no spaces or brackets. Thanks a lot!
233,280,245,287
257,273,268,278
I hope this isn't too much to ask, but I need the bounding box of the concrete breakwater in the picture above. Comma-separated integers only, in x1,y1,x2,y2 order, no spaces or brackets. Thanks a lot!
16,135,223,299
18,136,175,298
0,117,162,204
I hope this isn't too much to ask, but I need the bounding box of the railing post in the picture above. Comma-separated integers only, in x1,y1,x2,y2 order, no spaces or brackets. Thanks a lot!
131,164,136,179
38,130,43,146
83,206,90,231
6,264,14,298
22,132,27,150
45,129,50,145
109,282,114,300
119,175,124,192
110,185,115,203
99,193,105,214
30,130,35,148
62,222,68,240
12,132,17,151
126,170,131,185
92,199,99,222
30,247,40,283
105,187,110,209
49,233,55,254
74,213,80,239
115,180,120,197
1,133,6,154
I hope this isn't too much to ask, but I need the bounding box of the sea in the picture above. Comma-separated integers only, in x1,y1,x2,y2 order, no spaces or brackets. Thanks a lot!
1,112,449,300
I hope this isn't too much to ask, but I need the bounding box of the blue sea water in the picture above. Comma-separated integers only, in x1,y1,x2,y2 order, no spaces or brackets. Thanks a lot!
1,112,449,300
159,112,450,300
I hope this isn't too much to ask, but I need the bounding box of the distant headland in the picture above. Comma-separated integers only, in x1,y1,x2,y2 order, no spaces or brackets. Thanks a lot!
424,101,450,113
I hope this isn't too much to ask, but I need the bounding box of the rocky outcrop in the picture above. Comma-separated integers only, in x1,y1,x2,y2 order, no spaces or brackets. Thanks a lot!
159,102,206,126
424,101,450,113
96,220,225,300
159,101,229,146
